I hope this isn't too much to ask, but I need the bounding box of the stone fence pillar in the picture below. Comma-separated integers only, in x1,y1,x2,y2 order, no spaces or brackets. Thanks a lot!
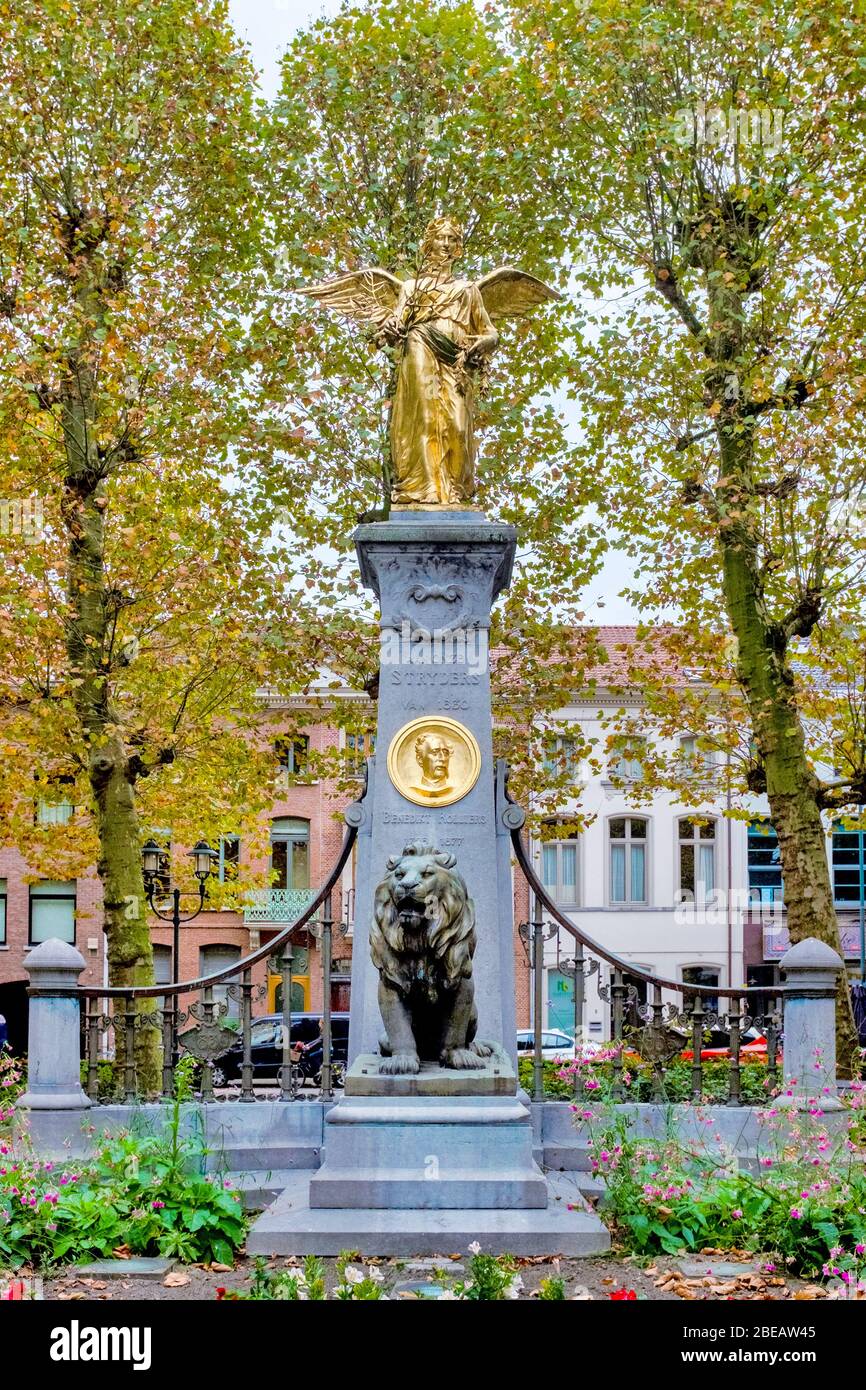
778,936,845,1112
17,938,90,1111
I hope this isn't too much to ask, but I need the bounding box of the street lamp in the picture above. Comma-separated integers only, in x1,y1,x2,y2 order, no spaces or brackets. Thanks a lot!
141,838,218,990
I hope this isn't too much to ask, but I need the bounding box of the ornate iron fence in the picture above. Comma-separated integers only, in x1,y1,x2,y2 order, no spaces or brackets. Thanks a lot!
74,802,786,1107
510,826,784,1106
80,820,358,1104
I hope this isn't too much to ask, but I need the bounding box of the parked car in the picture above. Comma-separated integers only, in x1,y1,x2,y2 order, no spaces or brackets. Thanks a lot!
678,1025,771,1062
208,1012,350,1088
516,1029,579,1060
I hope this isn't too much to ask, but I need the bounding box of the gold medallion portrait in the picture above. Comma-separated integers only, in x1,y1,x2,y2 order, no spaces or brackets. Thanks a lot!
387,716,481,807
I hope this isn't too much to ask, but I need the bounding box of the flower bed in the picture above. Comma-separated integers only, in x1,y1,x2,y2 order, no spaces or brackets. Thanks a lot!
518,1052,774,1104
1,1075,246,1271
583,1086,866,1285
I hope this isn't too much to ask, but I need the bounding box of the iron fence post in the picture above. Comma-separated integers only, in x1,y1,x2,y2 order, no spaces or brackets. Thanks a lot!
532,904,545,1103
240,968,255,1103
320,894,333,1102
279,941,295,1102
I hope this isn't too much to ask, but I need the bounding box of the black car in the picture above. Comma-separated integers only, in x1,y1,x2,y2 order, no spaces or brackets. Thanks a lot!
209,1012,349,1087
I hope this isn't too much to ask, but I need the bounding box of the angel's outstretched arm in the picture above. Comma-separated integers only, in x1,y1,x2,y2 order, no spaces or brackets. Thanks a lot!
466,284,499,364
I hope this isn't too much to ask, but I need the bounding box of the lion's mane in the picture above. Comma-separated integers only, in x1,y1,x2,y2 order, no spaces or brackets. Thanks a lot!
370,841,476,998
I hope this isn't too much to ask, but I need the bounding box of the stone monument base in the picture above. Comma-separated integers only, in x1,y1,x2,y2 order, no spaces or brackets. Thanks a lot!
309,1089,546,1209
247,1170,609,1257
345,1053,516,1098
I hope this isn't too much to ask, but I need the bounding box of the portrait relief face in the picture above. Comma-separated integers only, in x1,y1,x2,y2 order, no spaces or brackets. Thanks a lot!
414,733,453,788
387,716,481,808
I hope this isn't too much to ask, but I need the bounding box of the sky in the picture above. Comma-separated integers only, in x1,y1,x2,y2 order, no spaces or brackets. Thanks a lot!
227,0,642,623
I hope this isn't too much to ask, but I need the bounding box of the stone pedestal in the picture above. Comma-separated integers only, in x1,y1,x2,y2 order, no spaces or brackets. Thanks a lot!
17,939,91,1112
348,510,518,1069
345,1053,515,1098
309,1089,547,1210
777,936,846,1112
244,510,614,1253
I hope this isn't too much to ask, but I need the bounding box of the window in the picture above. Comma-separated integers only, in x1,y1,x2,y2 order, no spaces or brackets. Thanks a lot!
218,836,240,884
199,944,241,1017
29,881,76,944
608,738,646,782
0,879,6,945
682,965,720,1009
35,774,75,826
746,964,778,1021
275,735,309,786
831,822,866,906
677,817,717,903
152,944,172,985
679,735,716,773
540,832,578,906
609,817,648,904
270,817,310,890
543,736,580,777
346,732,376,776
152,943,172,1006
747,819,783,905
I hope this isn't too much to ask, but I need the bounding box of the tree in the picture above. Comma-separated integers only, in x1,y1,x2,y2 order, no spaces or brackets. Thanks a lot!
511,0,866,1067
0,0,309,1086
245,0,606,803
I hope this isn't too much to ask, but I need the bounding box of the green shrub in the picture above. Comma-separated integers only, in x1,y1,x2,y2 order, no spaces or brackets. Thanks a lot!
0,1089,246,1270
589,1108,866,1279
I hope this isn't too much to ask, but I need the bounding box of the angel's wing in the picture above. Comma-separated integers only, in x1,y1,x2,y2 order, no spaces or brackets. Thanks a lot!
297,268,403,328
475,266,561,321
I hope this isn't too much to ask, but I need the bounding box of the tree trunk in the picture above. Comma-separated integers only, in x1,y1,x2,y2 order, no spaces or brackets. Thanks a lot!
61,255,159,1093
716,432,859,1077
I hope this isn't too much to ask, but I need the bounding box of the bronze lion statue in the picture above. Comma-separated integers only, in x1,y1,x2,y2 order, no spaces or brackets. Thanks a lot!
370,841,495,1074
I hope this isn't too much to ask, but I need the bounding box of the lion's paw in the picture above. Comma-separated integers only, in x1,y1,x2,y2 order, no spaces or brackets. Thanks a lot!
379,1052,420,1075
441,1047,485,1070
470,1039,495,1058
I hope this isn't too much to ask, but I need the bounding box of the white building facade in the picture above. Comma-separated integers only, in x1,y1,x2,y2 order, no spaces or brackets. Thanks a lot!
528,636,866,1042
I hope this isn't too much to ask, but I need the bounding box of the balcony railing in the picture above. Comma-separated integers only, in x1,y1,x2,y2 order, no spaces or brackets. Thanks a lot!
243,888,316,924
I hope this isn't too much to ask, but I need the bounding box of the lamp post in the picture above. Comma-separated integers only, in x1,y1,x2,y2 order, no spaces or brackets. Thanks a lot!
142,839,218,1060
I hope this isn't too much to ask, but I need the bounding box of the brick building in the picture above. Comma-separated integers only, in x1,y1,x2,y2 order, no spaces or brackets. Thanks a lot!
4,629,861,1053
0,680,533,1052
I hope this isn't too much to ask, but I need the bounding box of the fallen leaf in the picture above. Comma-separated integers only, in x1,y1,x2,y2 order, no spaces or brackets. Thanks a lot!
211,1263,233,1273
163,1272,190,1288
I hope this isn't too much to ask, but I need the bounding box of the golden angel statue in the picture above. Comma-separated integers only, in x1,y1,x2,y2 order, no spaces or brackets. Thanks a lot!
299,217,560,507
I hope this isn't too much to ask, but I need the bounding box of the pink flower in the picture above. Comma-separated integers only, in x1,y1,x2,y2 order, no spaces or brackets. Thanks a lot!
790,1207,803,1219
731,1209,743,1220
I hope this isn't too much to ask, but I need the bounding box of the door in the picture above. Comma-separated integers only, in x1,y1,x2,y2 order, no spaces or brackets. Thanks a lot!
547,970,575,1035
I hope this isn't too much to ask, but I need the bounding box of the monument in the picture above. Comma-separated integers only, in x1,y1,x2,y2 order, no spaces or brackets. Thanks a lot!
250,220,607,1252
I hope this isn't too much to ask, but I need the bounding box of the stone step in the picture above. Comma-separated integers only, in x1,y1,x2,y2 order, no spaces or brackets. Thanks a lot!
208,1144,320,1173
308,1166,549,1210
246,1172,610,1258
228,1170,304,1210
542,1143,594,1172
568,1172,607,1202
